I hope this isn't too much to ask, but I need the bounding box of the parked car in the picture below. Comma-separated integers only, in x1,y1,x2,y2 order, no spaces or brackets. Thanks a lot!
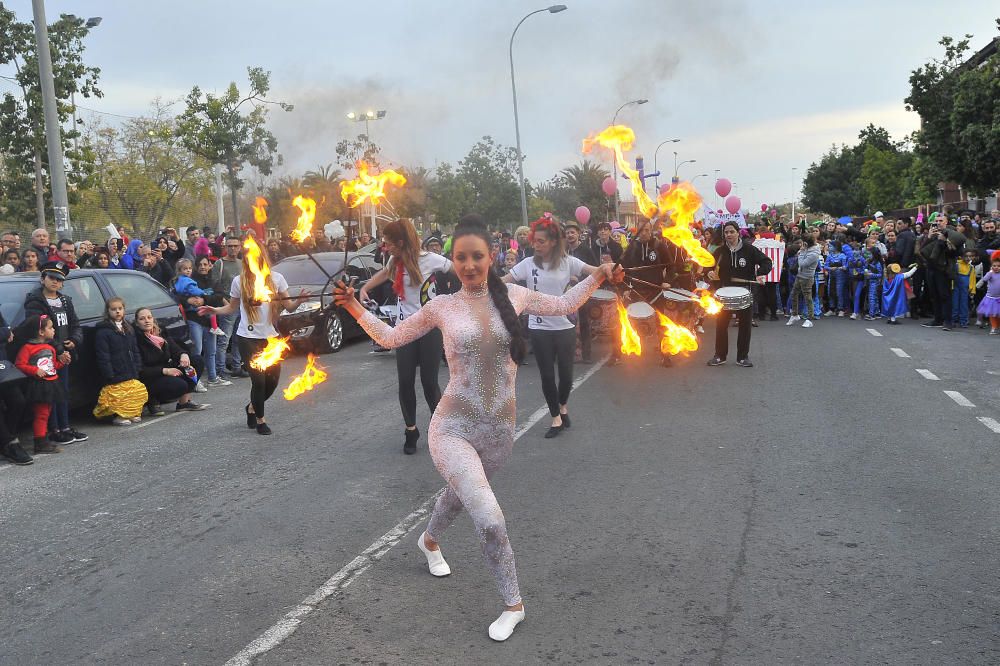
273,250,392,353
0,269,190,409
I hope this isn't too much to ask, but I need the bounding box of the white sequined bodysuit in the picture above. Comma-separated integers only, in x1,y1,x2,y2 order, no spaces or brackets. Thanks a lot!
357,276,601,606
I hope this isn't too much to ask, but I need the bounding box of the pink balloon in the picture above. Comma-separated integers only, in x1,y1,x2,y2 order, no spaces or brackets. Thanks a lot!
574,206,591,225
602,176,617,197
761,203,768,212
725,195,741,214
715,178,732,198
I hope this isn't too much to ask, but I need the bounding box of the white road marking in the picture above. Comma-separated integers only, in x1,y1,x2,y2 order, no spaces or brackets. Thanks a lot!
866,328,883,337
978,417,1000,434
890,348,910,358
915,369,940,381
944,390,975,408
129,410,186,431
224,355,610,666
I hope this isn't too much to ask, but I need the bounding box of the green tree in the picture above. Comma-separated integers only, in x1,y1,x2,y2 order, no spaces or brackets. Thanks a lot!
558,159,610,224
0,8,101,229
426,162,474,229
335,134,380,171
73,102,215,239
801,145,865,216
456,136,523,231
858,145,905,212
176,66,292,228
395,165,430,221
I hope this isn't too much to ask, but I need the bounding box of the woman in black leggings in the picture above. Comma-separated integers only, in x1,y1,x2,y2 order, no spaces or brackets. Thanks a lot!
360,219,453,453
503,217,602,438
200,236,305,435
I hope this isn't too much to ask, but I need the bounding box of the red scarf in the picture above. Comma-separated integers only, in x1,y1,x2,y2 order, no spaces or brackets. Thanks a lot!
145,331,166,349
393,260,406,298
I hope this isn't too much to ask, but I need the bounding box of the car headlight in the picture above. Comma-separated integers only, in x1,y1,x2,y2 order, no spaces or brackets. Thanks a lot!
284,300,321,315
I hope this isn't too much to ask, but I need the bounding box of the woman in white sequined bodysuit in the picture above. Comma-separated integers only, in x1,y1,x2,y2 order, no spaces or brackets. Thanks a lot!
335,216,621,641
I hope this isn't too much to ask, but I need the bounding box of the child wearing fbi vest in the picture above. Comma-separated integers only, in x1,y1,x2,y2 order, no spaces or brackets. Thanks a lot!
15,315,66,454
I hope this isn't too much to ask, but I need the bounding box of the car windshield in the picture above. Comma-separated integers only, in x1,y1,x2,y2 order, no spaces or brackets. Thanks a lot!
274,254,346,285
0,280,33,325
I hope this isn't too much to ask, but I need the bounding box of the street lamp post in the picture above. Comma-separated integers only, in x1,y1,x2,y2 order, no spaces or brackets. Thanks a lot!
652,138,680,191
345,110,387,237
510,5,567,228
791,167,799,227
610,98,647,222
690,173,709,185
674,158,696,180
31,0,72,238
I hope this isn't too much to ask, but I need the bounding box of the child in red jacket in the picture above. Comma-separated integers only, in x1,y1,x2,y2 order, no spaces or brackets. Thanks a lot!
15,315,67,454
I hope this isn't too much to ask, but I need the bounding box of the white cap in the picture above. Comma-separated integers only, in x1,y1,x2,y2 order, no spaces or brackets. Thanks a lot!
874,211,884,219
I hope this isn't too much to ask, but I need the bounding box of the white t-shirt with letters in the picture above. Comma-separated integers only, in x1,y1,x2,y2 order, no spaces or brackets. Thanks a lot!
508,256,588,331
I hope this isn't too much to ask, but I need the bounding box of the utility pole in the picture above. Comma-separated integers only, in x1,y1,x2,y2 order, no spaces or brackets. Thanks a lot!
214,164,226,235
31,0,73,239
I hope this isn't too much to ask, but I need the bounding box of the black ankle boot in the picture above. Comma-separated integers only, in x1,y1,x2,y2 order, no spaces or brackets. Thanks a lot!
404,428,419,454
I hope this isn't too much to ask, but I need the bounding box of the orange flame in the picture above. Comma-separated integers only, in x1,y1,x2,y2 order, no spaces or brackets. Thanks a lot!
657,312,699,356
252,197,268,224
582,125,658,219
283,353,328,400
696,289,724,315
243,235,273,303
616,302,642,356
659,182,715,267
339,160,407,209
290,195,317,243
250,336,290,371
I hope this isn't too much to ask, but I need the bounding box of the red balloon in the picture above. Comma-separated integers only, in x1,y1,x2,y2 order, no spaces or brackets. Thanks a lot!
574,206,591,225
725,195,741,214
715,178,732,198
602,176,617,197
761,203,768,212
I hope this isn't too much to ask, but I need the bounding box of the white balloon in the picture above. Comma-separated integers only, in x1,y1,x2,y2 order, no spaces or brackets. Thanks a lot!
324,220,345,240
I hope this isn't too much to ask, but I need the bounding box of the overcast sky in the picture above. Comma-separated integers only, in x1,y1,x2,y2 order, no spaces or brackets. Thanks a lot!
8,0,998,208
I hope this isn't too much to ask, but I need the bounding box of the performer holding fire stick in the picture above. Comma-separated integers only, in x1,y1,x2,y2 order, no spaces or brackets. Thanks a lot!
199,237,307,435
358,219,453,455
334,215,622,641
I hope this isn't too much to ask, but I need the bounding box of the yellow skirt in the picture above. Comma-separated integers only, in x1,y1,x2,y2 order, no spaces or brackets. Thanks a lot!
93,379,148,420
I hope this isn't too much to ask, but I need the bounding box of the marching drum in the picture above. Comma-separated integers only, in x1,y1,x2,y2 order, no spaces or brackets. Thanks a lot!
626,301,657,337
587,289,617,335
715,286,753,311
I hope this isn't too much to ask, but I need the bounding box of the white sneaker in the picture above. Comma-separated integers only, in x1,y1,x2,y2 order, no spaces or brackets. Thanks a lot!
695,324,705,334
210,327,225,336
417,531,451,577
131,415,141,423
206,377,232,387
195,381,208,393
849,313,858,320
786,315,800,326
802,319,814,328
488,608,525,642
112,417,132,426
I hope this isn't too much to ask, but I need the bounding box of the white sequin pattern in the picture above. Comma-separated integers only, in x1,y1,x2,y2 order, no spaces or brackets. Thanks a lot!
357,276,601,605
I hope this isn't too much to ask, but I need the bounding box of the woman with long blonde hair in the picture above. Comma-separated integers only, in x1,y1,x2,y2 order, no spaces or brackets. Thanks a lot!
359,218,453,454
199,235,305,435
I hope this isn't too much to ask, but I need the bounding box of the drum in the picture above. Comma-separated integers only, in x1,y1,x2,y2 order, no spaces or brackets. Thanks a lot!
626,301,657,337
587,289,617,335
716,286,752,311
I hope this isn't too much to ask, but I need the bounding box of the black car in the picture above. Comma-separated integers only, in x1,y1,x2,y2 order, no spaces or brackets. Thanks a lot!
0,269,190,409
273,250,391,352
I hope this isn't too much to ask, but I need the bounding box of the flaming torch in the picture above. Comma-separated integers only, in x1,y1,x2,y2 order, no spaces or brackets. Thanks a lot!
659,181,715,268
616,302,642,356
582,125,658,220
340,160,407,209
250,336,291,371
290,195,317,243
243,234,273,303
657,312,699,356
283,353,328,400
696,290,724,315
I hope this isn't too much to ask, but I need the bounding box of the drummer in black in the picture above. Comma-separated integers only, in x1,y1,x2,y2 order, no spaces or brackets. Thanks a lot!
613,217,683,367
706,221,772,368
565,222,599,363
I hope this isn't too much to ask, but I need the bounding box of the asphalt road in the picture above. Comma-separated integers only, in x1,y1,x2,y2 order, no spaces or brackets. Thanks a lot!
2,316,999,665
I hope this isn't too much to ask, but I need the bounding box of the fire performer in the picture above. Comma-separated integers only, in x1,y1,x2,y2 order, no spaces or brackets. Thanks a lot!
334,215,622,641
613,217,684,367
199,240,307,435
358,219,454,455
502,217,603,438
706,220,772,368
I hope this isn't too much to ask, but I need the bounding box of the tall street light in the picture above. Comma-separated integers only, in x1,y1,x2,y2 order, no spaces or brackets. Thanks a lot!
610,98,647,222
346,109,386,147
674,158,696,179
32,0,72,237
510,5,567,228
791,167,799,227
690,173,709,185
652,138,680,191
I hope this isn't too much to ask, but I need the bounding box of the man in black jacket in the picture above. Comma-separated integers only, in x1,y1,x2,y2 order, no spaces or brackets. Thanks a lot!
895,217,917,267
23,261,88,444
920,213,964,330
565,222,599,363
706,221,772,368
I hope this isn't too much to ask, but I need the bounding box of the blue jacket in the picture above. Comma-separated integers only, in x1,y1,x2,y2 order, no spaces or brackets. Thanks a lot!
174,275,214,313
848,249,866,279
864,258,884,281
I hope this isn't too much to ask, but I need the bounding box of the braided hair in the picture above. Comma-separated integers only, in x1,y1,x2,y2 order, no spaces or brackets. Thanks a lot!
453,215,526,364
